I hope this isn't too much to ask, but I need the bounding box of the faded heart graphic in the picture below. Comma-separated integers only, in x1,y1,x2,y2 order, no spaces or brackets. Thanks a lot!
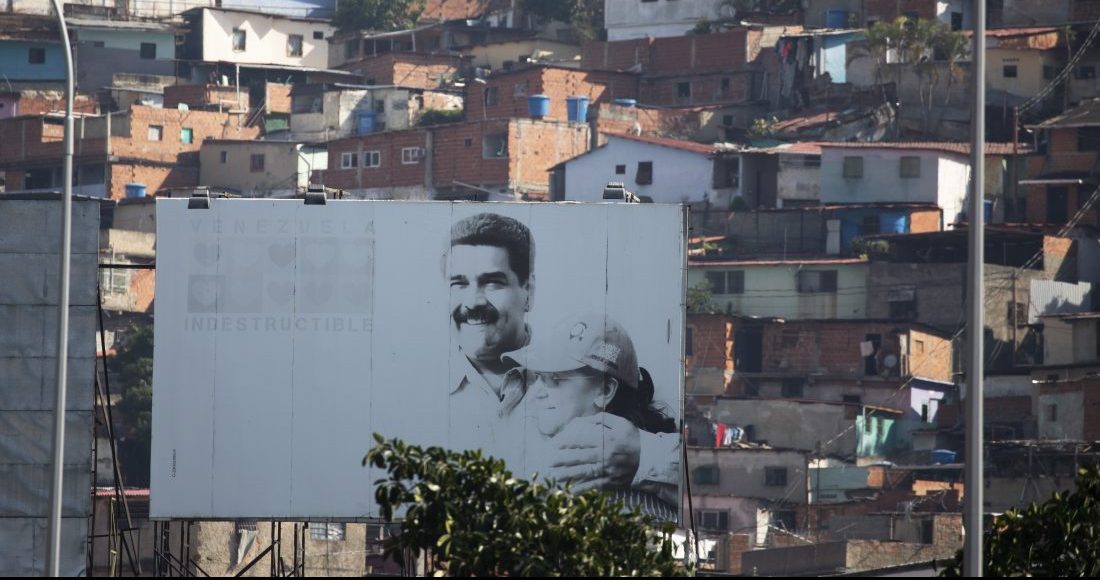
303,281,333,306
266,280,294,304
192,242,219,266
301,240,339,271
268,242,295,267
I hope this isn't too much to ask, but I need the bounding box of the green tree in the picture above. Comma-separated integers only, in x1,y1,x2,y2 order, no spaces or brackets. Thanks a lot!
335,0,426,32
110,324,154,446
363,435,689,576
687,280,721,314
522,0,604,41
940,467,1100,576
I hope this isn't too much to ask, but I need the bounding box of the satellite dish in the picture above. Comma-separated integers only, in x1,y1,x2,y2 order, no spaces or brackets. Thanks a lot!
883,354,899,369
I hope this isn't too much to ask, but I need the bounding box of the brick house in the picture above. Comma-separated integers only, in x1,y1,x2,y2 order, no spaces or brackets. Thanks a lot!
466,64,639,123
339,52,468,91
319,118,588,200
0,104,260,199
1026,99,1100,227
582,27,768,108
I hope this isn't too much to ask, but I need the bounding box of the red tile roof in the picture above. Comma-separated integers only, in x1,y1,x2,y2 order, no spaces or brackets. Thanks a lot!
819,141,1028,156
962,26,1059,37
604,132,727,156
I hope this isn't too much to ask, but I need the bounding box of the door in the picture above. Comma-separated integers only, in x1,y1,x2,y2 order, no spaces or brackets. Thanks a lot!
1047,186,1069,224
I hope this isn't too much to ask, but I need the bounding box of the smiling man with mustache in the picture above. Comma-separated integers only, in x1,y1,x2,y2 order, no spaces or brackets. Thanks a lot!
445,213,679,509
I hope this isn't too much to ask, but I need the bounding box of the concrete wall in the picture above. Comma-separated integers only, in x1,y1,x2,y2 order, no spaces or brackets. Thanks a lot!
1042,317,1097,365
821,148,970,225
987,48,1062,100
466,40,582,71
704,399,861,457
1038,389,1084,439
604,0,733,41
199,142,310,196
776,154,822,205
0,197,99,576
689,262,869,319
290,90,370,142
688,447,807,503
563,137,724,204
75,45,175,93
0,41,65,81
200,9,332,68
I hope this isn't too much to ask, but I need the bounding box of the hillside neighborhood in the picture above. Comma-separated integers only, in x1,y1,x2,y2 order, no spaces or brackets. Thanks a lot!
5,0,1100,576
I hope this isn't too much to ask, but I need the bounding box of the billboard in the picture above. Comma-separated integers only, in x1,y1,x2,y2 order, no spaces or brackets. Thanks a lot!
151,199,686,521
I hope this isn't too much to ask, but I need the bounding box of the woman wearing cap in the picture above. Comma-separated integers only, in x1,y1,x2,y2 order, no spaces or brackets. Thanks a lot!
512,313,678,521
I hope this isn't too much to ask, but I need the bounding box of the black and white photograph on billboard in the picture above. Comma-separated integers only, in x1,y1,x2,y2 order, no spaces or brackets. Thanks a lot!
151,199,685,522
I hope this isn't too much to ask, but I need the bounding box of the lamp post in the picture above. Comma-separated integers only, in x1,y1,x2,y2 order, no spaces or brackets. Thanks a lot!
46,0,74,575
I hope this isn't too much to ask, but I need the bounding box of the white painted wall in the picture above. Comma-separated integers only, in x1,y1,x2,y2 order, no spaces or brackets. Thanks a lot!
776,154,821,204
688,262,868,319
1039,391,1084,440
1040,317,1098,366
604,0,734,41
201,9,332,68
820,147,970,225
564,136,730,204
199,142,322,197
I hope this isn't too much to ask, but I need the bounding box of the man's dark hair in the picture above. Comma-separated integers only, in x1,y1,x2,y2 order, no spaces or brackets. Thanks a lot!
450,213,535,284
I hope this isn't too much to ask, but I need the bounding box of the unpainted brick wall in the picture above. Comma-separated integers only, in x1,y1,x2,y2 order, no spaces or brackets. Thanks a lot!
508,119,588,196
350,53,463,89
109,162,200,200
322,129,429,191
112,105,259,164
466,67,638,123
908,208,942,232
265,83,293,114
16,92,97,115
582,28,751,74
640,73,753,107
688,313,734,372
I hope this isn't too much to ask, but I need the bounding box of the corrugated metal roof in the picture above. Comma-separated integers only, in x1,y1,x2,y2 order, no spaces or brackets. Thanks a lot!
1033,98,1100,129
819,141,1028,155
604,132,734,156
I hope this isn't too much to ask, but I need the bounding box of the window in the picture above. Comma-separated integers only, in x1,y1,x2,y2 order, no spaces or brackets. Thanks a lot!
796,270,838,293
99,264,132,294
288,34,303,57
1078,127,1100,152
722,114,734,127
686,326,694,356
345,39,359,59
140,42,156,60
914,339,925,353
900,156,921,178
697,510,729,531
250,153,265,173
772,510,797,530
676,82,692,99
1076,65,1096,80
373,99,385,114
232,28,246,52
951,12,963,31
1009,301,1027,327
180,128,193,145
765,467,788,487
513,82,527,97
483,134,508,158
615,164,626,175
781,379,805,399
720,77,731,96
147,125,163,141
1044,65,1057,80
842,394,862,405
843,156,864,178
484,86,499,106
706,270,743,295
28,47,45,64
220,151,228,163
464,138,473,147
363,150,381,168
313,30,324,40
401,147,422,164
889,295,918,320
1003,64,1018,78
636,161,653,185
921,403,930,422
310,523,345,541
1047,404,1058,422
91,41,105,48
341,152,359,169
693,465,719,485
860,215,879,236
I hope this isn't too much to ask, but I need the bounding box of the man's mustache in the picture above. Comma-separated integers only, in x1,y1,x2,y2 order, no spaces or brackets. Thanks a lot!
453,305,500,326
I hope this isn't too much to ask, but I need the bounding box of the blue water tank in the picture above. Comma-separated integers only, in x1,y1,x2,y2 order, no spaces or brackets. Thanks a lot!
984,199,994,223
613,98,637,108
931,449,957,465
124,183,147,198
357,111,376,135
879,212,908,235
566,95,590,122
528,94,550,118
826,9,849,28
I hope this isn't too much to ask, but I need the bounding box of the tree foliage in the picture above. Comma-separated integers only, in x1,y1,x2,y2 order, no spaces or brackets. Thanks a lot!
522,0,604,41
335,0,426,32
363,434,689,576
110,324,154,445
940,467,1100,576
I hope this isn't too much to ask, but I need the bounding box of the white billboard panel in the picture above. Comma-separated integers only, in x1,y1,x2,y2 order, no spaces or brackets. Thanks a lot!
151,200,686,521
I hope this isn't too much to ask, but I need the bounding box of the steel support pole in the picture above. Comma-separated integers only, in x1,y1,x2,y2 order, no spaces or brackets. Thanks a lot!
47,0,75,574
965,0,987,576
